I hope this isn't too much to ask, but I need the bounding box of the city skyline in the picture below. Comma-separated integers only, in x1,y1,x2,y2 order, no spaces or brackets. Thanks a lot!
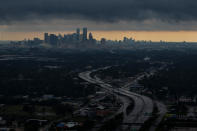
0,0,197,42
1,30,197,42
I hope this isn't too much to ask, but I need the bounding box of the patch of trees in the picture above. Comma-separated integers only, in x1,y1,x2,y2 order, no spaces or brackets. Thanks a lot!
139,53,197,96
99,113,124,131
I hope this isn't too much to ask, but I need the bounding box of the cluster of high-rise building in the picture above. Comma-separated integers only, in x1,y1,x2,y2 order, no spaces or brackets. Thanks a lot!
44,27,96,46
11,27,137,47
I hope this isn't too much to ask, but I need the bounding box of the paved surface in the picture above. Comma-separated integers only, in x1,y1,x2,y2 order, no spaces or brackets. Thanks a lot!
79,67,154,131
149,101,167,131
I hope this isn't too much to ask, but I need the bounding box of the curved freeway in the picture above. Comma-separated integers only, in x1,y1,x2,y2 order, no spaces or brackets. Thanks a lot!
79,68,154,130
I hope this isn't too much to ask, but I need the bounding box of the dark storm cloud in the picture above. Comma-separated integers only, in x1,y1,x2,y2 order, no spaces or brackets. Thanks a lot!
0,0,197,23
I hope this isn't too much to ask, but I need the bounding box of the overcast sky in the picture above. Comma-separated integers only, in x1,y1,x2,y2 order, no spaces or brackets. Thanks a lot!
0,0,197,31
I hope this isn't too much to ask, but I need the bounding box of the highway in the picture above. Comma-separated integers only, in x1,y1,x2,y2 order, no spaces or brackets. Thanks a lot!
79,67,154,130
149,101,167,131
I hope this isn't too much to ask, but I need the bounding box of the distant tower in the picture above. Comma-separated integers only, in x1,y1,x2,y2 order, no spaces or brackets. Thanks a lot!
82,27,87,41
76,28,80,41
89,32,93,41
49,34,58,45
123,37,128,43
101,38,106,44
44,33,49,43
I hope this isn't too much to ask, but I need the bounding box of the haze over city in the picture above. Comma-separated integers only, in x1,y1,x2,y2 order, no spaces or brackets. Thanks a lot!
1,31,197,42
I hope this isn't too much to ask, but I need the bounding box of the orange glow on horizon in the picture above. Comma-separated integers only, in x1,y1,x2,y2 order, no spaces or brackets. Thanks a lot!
0,31,197,42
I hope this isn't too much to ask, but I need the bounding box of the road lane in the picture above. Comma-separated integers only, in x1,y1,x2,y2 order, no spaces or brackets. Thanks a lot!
79,68,154,130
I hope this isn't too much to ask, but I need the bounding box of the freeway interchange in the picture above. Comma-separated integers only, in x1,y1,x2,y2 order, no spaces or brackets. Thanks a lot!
79,66,166,131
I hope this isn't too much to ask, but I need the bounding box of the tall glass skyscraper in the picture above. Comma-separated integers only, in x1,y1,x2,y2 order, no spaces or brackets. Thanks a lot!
76,28,80,41
83,27,87,41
